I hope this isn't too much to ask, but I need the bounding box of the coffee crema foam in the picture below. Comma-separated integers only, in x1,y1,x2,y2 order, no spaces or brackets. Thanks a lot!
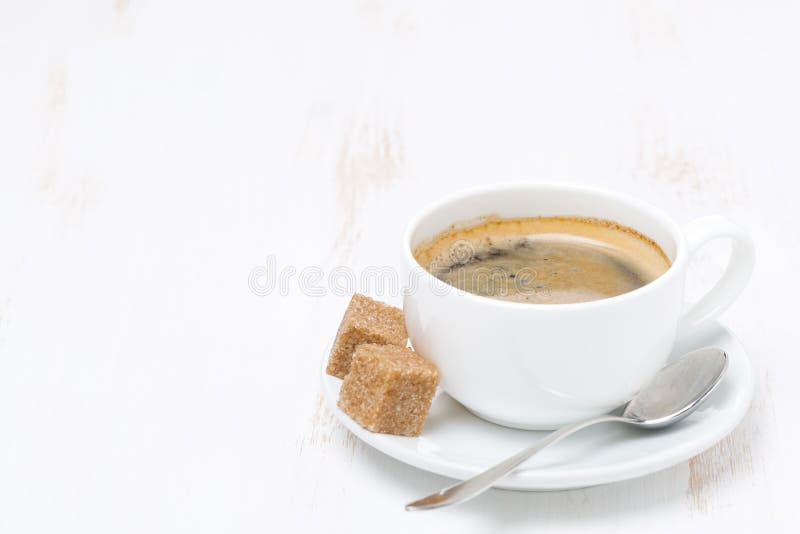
413,216,671,304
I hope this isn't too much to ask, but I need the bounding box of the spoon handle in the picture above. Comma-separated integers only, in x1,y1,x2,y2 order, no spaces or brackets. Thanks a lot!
405,414,626,511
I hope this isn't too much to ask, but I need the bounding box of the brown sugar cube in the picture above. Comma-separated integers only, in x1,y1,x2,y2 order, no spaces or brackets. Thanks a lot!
326,294,408,379
338,343,440,437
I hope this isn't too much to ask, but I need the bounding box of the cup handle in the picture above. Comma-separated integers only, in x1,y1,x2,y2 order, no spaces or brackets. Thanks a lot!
679,215,755,334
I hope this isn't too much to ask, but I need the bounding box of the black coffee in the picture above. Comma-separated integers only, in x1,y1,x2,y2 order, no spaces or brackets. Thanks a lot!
413,217,671,304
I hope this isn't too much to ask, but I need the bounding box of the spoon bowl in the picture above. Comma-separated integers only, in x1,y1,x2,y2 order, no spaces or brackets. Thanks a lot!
621,347,728,427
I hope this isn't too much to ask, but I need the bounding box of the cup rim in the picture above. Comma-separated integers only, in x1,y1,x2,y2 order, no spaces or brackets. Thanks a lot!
402,182,688,310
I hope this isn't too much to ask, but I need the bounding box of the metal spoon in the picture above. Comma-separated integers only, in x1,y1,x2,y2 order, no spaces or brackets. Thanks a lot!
405,347,728,511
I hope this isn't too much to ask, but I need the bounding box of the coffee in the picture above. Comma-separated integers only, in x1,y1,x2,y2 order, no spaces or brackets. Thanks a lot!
413,216,671,304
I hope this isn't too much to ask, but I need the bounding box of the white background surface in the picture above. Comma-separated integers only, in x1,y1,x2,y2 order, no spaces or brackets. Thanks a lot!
0,1,797,532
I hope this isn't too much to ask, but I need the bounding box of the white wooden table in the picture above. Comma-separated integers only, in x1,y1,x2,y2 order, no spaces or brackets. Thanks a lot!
1,1,797,532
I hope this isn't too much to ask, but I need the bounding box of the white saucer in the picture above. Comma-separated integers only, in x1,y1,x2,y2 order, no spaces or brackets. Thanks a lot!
321,322,753,491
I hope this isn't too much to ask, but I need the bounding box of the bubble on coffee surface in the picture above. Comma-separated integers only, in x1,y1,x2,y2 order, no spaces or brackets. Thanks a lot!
415,217,671,304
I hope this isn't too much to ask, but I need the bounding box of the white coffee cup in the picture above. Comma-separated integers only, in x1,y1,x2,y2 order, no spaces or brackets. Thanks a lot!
402,183,754,429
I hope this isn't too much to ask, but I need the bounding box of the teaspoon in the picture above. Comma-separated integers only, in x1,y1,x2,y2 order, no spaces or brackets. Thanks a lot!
406,347,728,511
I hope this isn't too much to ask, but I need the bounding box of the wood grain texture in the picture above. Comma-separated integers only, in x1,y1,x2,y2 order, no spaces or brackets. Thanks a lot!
332,110,404,259
298,393,359,455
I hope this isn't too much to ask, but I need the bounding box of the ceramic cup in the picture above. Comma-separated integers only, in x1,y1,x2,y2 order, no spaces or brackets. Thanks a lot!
402,183,754,429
